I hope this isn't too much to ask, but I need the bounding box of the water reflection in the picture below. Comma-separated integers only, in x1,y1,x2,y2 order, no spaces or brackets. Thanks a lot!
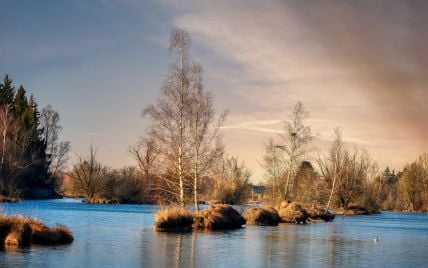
141,220,420,268
1,200,427,267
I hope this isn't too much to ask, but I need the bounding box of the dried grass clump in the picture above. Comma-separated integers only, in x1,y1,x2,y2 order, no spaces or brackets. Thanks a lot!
306,206,335,222
193,204,246,230
244,207,280,226
154,207,194,232
0,215,73,248
4,222,31,247
278,201,308,224
32,225,74,245
84,197,118,204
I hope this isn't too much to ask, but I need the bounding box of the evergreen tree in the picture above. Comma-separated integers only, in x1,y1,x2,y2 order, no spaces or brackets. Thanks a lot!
0,75,54,198
0,75,15,110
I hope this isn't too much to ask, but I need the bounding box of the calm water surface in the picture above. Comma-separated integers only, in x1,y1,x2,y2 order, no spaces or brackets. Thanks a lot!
0,199,427,267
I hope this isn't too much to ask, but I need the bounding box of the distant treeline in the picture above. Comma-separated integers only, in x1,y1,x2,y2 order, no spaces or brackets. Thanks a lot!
0,75,69,199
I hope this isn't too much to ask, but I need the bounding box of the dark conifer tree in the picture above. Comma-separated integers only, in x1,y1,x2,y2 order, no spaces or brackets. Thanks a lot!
0,74,15,110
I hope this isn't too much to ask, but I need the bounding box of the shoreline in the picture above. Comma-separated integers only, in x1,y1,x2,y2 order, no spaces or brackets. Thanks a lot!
3,197,427,214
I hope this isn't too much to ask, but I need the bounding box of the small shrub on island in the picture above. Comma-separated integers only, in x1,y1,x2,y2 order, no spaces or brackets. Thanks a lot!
244,207,280,226
154,207,194,232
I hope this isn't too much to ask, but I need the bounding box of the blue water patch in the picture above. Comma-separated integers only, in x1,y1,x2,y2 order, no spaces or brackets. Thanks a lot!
0,199,427,267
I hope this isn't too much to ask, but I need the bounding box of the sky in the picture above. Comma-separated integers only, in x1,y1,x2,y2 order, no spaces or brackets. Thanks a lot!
1,0,427,181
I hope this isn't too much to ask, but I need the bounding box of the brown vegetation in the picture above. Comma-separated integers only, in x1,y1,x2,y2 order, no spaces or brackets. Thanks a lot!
193,204,246,230
276,201,335,224
65,147,153,204
32,225,74,245
277,201,308,224
335,204,378,216
84,197,118,204
244,207,280,226
395,153,428,212
306,205,335,222
0,195,18,203
0,215,73,248
213,157,252,205
154,207,194,232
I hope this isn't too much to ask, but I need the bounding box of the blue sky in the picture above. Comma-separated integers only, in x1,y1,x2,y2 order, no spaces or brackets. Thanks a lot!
2,0,428,180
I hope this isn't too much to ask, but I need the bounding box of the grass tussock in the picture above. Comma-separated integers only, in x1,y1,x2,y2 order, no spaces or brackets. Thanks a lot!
306,206,335,222
244,207,280,226
0,215,73,248
32,225,74,245
154,207,194,232
84,197,118,204
335,203,380,215
277,201,308,224
193,204,246,230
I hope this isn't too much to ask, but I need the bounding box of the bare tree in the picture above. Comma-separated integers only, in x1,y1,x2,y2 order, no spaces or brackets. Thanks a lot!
277,101,315,200
318,129,375,210
318,128,344,212
188,63,226,210
69,145,104,199
0,105,15,168
40,105,70,178
129,137,159,203
214,156,252,205
261,138,285,202
397,153,428,212
129,137,158,179
0,105,19,195
143,29,193,207
420,153,428,212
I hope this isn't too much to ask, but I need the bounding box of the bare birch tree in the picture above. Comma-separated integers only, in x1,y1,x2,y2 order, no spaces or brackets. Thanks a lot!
188,63,226,210
0,105,19,195
0,106,15,168
318,128,344,212
277,101,315,200
143,29,192,207
318,129,375,210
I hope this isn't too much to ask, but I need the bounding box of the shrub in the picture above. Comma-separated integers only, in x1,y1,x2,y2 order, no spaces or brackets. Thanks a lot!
214,157,252,205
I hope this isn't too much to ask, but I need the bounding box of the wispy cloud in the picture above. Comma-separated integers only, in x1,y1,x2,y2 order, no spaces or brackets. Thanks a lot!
163,0,428,172
221,120,282,134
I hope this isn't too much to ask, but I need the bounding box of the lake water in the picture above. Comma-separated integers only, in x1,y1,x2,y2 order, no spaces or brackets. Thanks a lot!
0,199,427,267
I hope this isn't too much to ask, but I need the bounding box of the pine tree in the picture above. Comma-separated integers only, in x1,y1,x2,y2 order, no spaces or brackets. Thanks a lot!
0,75,15,110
